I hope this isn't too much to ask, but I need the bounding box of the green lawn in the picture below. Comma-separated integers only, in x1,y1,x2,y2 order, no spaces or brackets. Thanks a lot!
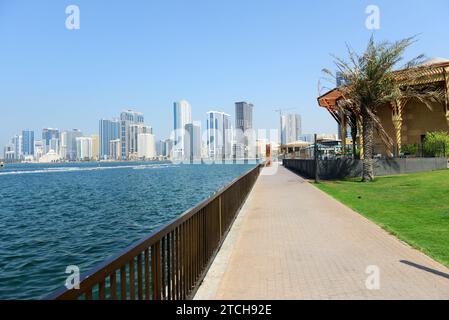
315,170,449,267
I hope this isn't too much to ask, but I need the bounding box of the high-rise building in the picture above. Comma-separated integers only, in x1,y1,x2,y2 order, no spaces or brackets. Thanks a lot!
76,137,93,161
120,110,144,160
42,128,60,154
235,102,254,158
185,122,202,161
173,100,192,160
206,111,231,160
281,113,302,144
34,140,44,161
3,144,15,162
235,102,253,132
129,124,152,157
60,129,82,160
99,119,120,160
164,139,173,158
11,135,22,160
91,134,99,160
156,139,164,157
60,132,67,159
22,130,34,157
137,133,156,159
109,139,121,161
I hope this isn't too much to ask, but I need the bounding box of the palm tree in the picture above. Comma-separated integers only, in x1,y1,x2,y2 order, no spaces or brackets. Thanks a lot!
323,36,445,181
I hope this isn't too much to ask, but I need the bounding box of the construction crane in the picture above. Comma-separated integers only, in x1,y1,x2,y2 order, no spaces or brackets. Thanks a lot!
274,108,296,145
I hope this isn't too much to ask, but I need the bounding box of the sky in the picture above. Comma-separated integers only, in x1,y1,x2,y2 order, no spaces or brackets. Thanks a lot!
1,0,449,147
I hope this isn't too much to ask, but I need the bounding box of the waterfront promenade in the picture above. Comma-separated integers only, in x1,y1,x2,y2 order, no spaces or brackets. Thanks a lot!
195,165,449,300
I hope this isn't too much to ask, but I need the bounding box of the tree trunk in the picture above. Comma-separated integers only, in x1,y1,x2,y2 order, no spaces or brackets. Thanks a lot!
362,111,375,182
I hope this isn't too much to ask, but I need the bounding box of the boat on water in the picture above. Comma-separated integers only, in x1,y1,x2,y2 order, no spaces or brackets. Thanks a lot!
0,162,4,169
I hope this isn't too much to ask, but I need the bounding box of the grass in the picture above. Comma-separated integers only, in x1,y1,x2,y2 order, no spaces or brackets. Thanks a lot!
315,170,449,267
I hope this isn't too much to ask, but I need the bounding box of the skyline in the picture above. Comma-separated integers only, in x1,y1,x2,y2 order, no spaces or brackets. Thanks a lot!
2,0,449,147
3,100,279,161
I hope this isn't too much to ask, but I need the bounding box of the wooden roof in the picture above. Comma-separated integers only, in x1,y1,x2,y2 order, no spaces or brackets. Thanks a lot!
318,60,449,110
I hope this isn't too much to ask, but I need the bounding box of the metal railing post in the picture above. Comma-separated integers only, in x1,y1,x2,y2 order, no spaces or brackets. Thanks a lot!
314,133,319,183
218,195,222,239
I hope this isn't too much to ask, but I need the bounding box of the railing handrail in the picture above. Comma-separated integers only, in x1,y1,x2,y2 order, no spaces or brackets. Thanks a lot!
46,163,262,300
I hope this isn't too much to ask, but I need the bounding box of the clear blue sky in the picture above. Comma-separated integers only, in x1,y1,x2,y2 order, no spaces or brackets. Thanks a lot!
1,0,448,147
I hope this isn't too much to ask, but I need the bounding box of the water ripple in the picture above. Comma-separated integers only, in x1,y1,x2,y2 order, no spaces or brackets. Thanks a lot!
0,162,254,299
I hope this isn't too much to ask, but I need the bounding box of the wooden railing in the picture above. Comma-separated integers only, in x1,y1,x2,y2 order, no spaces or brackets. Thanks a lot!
46,164,262,300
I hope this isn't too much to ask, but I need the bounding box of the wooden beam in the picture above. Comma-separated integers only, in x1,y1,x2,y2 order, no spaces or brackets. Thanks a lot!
358,120,364,160
340,112,347,154
392,100,403,156
444,67,449,125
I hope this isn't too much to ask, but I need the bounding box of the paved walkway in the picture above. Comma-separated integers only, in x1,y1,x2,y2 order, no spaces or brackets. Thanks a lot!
195,165,449,300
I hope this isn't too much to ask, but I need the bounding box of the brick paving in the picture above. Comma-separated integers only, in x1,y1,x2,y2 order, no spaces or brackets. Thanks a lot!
195,165,449,300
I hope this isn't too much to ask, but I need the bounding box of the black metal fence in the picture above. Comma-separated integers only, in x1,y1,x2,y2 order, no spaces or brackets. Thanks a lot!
282,142,449,161
284,157,448,180
46,164,262,300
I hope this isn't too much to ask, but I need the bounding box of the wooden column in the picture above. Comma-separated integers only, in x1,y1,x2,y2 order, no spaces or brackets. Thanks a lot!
444,67,449,125
392,100,403,156
340,112,347,154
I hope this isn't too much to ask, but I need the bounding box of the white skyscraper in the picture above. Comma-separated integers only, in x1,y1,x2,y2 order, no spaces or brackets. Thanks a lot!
76,137,93,161
109,139,121,161
173,100,192,160
60,129,82,161
137,133,156,159
281,113,302,144
130,124,152,157
11,135,22,160
207,111,232,160
120,110,144,160
34,140,44,161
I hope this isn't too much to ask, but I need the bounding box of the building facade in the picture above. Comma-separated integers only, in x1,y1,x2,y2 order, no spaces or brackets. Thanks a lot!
129,124,152,158
109,139,121,161
42,128,60,154
34,140,44,161
22,130,34,157
99,119,120,160
60,129,83,161
281,113,302,144
11,135,22,160
206,111,231,160
91,134,99,160
137,133,156,159
3,144,15,162
185,122,202,161
235,102,254,158
164,139,173,158
120,110,144,160
173,100,192,161
235,102,253,132
76,137,93,161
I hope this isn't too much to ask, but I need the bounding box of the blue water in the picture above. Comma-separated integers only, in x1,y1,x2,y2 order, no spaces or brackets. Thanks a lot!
0,162,255,299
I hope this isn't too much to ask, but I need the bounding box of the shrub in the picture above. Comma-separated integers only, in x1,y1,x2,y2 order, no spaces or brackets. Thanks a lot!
401,144,419,155
423,131,449,157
